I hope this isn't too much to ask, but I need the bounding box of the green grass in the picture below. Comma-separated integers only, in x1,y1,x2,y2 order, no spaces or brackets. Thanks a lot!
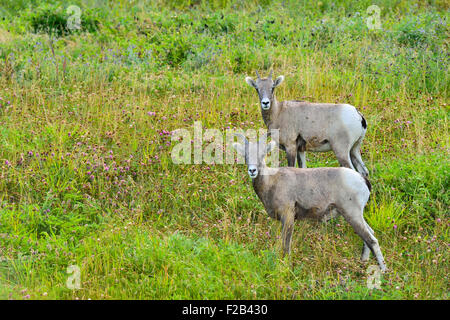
0,0,448,299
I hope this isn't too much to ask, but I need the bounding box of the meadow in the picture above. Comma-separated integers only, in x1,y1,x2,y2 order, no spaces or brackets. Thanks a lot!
0,0,448,299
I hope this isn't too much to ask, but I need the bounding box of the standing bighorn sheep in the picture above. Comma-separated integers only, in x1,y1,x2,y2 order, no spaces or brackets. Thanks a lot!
245,71,369,177
233,134,386,272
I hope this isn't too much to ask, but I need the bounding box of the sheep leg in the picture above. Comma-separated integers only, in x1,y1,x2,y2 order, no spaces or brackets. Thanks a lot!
296,151,307,168
334,148,356,170
350,141,369,177
343,211,386,272
365,221,375,235
285,145,297,167
296,135,307,168
361,242,371,261
361,222,376,261
280,209,295,255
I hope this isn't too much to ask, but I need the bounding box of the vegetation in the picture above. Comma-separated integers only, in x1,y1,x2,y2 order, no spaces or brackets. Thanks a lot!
0,0,448,299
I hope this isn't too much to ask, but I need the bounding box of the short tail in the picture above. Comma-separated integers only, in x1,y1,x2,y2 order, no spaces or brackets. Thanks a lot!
358,111,367,130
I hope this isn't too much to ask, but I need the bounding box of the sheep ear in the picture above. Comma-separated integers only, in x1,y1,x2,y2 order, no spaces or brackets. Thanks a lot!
273,75,284,87
233,143,245,156
245,77,257,89
266,141,277,153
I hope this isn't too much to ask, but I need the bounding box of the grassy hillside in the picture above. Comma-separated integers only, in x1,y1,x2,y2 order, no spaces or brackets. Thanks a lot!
0,0,448,299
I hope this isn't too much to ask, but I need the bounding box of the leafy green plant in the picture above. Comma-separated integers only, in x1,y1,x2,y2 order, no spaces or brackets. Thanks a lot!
365,196,406,232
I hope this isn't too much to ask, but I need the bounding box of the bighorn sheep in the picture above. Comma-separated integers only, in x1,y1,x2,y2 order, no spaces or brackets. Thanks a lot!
233,134,386,272
245,71,369,177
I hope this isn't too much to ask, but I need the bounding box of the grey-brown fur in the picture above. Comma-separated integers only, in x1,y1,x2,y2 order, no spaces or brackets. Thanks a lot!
233,135,386,272
245,71,369,177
